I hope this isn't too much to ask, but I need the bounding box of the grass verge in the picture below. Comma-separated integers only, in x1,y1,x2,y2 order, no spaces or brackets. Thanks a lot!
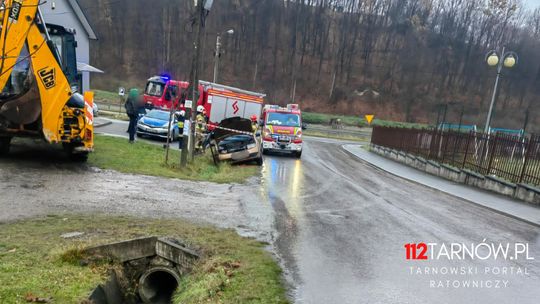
304,130,369,142
0,215,288,304
88,135,258,183
303,111,427,128
98,110,129,121
303,112,365,127
94,89,125,104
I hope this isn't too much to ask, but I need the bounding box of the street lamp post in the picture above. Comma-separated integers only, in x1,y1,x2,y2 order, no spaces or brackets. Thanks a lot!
213,29,234,83
484,47,518,134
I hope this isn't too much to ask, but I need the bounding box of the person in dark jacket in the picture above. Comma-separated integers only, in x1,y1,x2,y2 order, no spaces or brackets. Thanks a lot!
125,88,142,143
176,110,185,149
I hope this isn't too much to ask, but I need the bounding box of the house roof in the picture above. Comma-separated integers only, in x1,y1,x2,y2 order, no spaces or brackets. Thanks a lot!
77,62,104,73
67,0,97,40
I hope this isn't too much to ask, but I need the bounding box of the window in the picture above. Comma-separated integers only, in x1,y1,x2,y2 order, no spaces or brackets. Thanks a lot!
145,82,165,97
1,44,31,97
50,35,63,60
164,85,178,101
266,113,301,127
146,110,171,121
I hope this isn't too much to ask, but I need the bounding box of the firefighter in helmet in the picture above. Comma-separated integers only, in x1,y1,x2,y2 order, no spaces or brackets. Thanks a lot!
250,115,259,134
195,106,207,154
196,105,205,122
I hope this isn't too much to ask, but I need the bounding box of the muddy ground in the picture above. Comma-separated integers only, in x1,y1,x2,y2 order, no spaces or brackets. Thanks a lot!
0,139,274,243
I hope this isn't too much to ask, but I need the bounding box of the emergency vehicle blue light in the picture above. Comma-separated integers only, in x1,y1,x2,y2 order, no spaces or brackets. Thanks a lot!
160,74,171,81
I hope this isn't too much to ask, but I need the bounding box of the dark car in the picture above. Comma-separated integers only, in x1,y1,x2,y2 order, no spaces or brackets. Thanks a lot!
210,117,263,166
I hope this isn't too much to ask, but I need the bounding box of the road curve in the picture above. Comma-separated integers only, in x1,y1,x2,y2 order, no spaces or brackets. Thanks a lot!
261,137,539,304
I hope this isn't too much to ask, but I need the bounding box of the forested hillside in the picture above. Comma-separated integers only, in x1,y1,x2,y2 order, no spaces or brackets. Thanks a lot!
79,0,540,130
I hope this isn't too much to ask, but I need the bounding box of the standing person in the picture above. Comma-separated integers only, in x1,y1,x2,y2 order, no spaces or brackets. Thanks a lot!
195,106,206,153
125,88,141,143
202,108,209,124
250,115,259,133
196,105,205,122
176,110,185,149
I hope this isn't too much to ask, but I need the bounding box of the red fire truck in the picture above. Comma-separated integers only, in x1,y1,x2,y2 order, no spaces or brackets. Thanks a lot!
143,76,196,109
261,104,304,158
143,76,265,125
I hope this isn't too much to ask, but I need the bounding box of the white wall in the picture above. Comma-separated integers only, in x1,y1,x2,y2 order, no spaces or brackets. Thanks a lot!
41,0,92,92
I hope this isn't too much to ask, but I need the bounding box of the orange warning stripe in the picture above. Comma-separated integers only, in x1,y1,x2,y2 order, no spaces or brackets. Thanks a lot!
84,91,94,125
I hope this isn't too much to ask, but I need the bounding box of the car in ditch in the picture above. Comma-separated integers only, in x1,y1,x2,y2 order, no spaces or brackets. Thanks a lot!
210,117,263,166
136,109,179,141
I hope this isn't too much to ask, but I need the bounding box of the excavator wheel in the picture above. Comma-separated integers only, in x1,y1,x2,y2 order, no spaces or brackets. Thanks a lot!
0,137,12,155
63,143,89,162
70,152,89,162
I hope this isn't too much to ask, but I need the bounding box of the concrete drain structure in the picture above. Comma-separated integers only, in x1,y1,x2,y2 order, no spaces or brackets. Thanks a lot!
138,266,182,303
85,237,199,304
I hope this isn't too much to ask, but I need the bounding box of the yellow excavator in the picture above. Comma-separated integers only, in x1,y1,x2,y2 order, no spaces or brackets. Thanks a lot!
0,0,93,161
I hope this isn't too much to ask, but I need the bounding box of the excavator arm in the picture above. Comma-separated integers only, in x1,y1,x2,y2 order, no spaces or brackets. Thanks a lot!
0,0,93,157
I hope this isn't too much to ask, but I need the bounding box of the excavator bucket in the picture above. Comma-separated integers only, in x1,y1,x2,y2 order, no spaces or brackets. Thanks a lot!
0,77,41,125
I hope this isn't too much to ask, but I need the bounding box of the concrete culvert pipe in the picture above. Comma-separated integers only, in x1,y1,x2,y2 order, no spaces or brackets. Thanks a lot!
138,267,181,303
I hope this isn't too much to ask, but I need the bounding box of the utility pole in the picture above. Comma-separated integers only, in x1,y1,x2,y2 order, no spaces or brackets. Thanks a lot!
435,105,442,129
164,88,178,165
484,47,504,134
484,46,518,133
181,0,205,166
457,104,464,133
441,103,448,131
213,29,233,83
213,33,221,83
522,108,530,135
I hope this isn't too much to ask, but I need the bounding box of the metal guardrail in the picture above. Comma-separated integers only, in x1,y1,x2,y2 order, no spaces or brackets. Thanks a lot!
371,126,540,186
96,101,125,113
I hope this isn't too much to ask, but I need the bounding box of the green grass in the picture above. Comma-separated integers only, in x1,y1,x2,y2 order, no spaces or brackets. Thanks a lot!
303,112,365,127
0,215,288,304
88,135,258,183
304,130,369,142
94,89,125,104
99,112,130,121
94,89,146,105
303,111,427,129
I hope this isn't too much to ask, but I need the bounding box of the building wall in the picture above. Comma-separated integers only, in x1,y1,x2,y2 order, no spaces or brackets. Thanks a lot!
41,0,91,92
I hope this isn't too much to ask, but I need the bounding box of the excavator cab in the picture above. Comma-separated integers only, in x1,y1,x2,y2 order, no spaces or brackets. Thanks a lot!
0,1,93,160
0,44,31,98
47,24,79,92
0,26,78,99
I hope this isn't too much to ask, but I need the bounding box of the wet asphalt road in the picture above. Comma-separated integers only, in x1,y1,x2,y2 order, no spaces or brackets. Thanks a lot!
2,119,540,303
259,138,539,304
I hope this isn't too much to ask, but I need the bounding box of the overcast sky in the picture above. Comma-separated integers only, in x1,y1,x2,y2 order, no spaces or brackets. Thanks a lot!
524,0,540,10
